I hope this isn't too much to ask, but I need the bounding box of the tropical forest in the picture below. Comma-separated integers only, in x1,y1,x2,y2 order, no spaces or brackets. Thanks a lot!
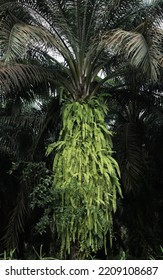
0,0,163,260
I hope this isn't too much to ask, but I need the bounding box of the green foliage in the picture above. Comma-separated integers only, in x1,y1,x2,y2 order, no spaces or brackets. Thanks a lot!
3,161,54,250
27,163,54,235
30,245,57,260
0,249,16,260
29,171,54,210
34,211,51,235
46,97,122,258
150,246,163,260
0,246,57,260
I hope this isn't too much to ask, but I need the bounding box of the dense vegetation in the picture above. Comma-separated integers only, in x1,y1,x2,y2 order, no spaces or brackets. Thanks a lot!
0,0,163,259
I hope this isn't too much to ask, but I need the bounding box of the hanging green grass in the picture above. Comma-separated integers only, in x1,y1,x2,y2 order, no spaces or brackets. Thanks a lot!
46,97,122,258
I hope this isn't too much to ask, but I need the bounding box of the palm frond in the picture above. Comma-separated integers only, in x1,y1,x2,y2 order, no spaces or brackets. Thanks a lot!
103,27,163,81
2,185,28,251
116,121,145,193
110,87,163,194
0,105,46,158
0,62,53,92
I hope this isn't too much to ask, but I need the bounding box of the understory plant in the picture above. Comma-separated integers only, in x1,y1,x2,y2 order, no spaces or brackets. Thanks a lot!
46,97,122,258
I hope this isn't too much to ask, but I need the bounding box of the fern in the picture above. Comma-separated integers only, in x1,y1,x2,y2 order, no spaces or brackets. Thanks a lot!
46,97,122,258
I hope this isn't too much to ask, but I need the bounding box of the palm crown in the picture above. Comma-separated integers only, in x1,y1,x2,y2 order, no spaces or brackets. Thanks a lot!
0,0,162,97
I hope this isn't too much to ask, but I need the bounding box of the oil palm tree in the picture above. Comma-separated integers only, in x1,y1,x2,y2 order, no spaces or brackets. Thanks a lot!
105,65,163,258
0,0,162,258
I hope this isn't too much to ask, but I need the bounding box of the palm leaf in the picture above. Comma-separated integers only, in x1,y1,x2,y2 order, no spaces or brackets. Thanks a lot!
103,27,163,81
0,62,53,92
2,185,28,251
